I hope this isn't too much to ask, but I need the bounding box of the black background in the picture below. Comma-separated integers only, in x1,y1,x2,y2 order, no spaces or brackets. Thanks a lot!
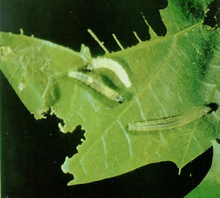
0,0,217,197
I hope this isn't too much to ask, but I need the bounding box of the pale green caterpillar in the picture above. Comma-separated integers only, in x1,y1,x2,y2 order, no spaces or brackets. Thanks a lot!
68,71,124,103
128,105,213,131
85,57,131,88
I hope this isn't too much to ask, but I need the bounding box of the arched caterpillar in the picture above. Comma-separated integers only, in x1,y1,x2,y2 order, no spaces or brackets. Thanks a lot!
68,71,124,103
128,105,213,131
85,57,131,88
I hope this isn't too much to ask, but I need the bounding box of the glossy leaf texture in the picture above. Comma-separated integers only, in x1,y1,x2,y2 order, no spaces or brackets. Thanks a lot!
0,0,220,186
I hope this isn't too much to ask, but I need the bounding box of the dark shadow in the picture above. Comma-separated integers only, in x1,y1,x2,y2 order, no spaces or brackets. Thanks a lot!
204,0,220,28
0,0,168,55
179,147,213,197
1,72,84,197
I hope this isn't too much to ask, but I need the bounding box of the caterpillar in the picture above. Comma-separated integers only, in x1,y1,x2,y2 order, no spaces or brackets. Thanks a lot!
85,57,131,88
68,71,124,103
128,105,212,131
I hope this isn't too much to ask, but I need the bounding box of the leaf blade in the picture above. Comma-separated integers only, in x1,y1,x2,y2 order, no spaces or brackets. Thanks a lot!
1,0,220,186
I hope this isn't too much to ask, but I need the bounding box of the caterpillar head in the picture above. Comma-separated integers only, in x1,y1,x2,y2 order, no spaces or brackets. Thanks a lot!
116,96,124,104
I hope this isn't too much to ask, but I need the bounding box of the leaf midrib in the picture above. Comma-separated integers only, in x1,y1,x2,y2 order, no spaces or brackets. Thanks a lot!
72,22,212,176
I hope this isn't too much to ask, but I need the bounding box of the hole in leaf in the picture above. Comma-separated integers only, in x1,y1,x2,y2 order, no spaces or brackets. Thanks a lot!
204,0,220,29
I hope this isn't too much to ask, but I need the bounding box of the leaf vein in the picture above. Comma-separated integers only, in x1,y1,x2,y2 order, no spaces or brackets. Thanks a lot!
135,97,146,121
117,120,133,157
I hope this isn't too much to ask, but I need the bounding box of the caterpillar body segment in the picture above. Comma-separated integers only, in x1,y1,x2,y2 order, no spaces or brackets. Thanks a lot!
85,57,131,88
68,71,124,103
128,106,212,131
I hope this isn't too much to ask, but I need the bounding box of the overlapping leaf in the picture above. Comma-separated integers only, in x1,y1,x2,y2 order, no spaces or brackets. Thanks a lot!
0,0,220,186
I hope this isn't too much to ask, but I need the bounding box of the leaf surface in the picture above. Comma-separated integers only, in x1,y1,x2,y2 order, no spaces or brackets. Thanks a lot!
0,0,220,185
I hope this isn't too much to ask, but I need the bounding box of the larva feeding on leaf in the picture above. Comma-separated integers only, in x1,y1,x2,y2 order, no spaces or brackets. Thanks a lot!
128,105,214,131
85,57,131,88
68,71,124,103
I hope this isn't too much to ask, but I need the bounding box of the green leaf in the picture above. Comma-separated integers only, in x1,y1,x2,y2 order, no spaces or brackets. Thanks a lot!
0,0,220,186
185,140,220,198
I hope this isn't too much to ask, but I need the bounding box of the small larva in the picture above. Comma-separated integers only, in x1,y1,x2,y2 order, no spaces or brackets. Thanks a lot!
128,105,212,131
68,71,124,103
85,57,131,88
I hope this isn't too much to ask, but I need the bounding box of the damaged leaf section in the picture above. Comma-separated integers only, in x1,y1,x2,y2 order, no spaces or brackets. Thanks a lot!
0,32,86,126
204,0,220,29
1,0,220,188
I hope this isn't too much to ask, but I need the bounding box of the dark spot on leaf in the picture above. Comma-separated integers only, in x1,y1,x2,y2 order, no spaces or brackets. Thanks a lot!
198,31,217,78
207,103,219,113
178,0,204,21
